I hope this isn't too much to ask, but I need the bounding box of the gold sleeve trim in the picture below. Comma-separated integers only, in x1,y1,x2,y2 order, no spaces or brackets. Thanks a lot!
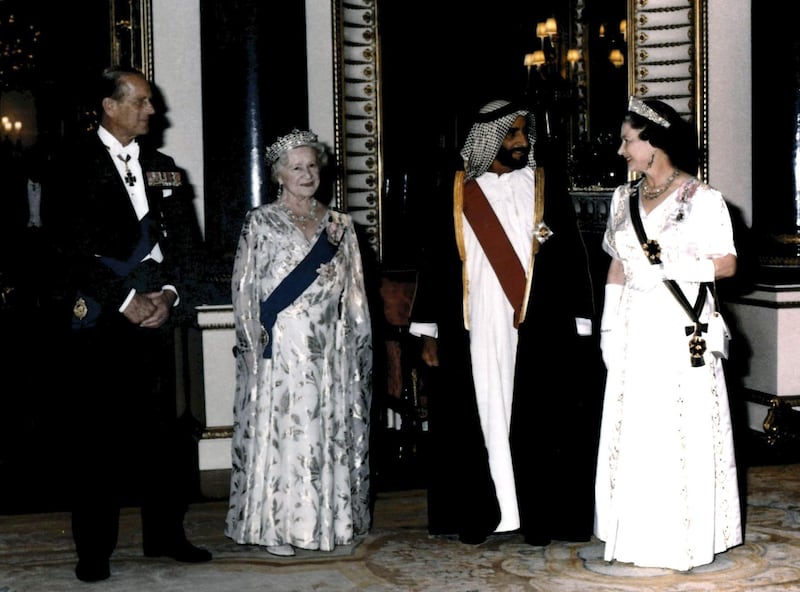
453,171,469,330
519,168,545,325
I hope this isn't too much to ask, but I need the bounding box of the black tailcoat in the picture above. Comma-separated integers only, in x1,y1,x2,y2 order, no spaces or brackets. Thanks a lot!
44,132,198,562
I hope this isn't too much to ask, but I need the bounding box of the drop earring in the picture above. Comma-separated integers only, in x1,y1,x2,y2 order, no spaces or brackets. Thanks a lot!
647,152,656,169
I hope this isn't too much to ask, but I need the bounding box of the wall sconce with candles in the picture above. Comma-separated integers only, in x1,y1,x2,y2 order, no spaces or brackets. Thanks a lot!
523,16,582,81
609,48,625,68
518,2,629,190
608,19,626,67
566,48,582,68
524,50,546,73
1,115,22,137
520,12,591,166
596,17,626,67
570,9,629,189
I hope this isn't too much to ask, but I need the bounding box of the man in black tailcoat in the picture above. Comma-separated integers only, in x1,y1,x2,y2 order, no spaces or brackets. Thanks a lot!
44,66,211,583
409,99,604,546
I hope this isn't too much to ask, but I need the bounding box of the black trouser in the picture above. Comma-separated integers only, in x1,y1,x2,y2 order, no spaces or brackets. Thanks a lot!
65,319,189,562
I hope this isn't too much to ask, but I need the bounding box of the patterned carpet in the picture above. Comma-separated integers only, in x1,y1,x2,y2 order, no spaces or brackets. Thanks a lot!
2,464,800,591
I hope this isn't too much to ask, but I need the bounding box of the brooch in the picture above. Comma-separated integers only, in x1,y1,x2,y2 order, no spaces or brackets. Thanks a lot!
689,334,707,367
642,239,662,264
73,297,88,320
326,217,346,246
534,222,554,244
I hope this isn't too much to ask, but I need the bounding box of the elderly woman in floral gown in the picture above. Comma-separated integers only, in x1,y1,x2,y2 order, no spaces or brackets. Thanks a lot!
225,129,373,557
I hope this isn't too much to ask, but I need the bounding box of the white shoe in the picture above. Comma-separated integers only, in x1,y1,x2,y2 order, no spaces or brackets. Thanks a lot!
266,544,295,557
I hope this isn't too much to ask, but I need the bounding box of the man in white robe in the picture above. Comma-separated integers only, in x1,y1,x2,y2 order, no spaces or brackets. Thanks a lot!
410,99,603,545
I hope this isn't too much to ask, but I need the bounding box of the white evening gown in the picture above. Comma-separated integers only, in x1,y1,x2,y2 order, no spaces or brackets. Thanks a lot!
594,179,742,571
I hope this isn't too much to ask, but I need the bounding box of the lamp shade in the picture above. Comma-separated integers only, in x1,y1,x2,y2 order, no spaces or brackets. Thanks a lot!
566,48,581,64
545,17,558,37
536,22,547,40
609,48,625,67
524,50,546,68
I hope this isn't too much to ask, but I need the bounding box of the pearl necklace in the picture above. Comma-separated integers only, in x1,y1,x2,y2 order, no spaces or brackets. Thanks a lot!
281,198,318,229
641,169,680,200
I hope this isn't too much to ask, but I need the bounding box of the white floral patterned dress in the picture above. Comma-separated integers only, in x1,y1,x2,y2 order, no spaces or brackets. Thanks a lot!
225,203,373,551
594,179,742,571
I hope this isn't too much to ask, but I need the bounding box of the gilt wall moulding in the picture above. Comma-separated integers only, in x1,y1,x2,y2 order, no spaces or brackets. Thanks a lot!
331,0,383,258
630,0,707,180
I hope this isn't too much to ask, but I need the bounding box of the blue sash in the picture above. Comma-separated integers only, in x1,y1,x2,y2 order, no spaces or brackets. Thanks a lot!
72,216,156,329
259,230,339,358
99,215,155,276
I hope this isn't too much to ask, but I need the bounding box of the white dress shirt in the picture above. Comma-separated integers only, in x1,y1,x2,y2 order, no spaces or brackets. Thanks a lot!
96,126,176,310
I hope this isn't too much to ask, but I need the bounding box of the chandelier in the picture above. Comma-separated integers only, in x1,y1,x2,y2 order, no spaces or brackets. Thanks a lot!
0,10,41,90
523,17,581,79
524,15,627,78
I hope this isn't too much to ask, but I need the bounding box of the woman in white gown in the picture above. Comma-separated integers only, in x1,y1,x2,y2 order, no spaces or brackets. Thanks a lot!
594,98,742,571
225,130,373,557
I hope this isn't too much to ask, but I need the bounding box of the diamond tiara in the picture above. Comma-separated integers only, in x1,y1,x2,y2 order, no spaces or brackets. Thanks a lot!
265,129,319,163
628,96,671,128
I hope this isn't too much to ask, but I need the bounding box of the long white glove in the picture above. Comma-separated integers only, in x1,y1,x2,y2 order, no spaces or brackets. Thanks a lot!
599,283,624,369
661,258,716,282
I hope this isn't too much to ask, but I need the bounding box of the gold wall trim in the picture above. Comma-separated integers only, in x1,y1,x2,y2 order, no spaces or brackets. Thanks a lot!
193,323,235,331
201,426,234,440
630,0,707,181
332,0,383,260
110,0,153,79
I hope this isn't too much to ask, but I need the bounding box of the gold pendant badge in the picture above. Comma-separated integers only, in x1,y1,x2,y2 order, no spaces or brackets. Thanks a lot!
689,334,707,367
73,297,88,320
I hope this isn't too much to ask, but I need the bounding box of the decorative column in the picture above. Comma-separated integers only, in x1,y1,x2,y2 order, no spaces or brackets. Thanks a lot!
751,4,800,283
190,1,310,493
199,0,309,266
727,7,800,451
754,84,800,281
